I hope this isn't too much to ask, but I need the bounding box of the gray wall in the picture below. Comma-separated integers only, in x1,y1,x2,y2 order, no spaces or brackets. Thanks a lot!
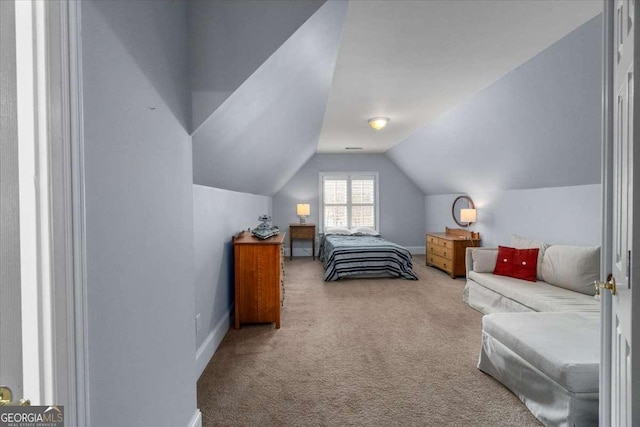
191,0,348,197
426,184,601,247
81,2,197,426
188,0,324,131
193,185,272,376
387,15,602,195
273,153,426,251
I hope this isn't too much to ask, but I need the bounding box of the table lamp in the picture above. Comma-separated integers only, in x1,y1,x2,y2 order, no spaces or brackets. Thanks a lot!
297,204,310,224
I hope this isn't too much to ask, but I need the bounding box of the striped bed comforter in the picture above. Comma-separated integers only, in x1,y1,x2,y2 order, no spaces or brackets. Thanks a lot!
319,234,418,282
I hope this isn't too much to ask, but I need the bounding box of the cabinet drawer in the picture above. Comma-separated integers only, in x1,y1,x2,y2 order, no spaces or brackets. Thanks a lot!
291,227,315,239
281,277,285,306
428,243,452,260
426,235,439,245
426,235,452,249
427,253,452,273
438,238,452,249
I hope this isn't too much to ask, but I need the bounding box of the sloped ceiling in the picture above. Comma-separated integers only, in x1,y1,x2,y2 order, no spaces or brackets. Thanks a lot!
191,1,347,195
318,0,602,153
188,0,325,131
386,15,603,195
191,0,602,197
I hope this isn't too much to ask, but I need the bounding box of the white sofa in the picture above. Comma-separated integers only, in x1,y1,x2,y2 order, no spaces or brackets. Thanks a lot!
463,240,600,315
479,311,600,426
463,236,601,427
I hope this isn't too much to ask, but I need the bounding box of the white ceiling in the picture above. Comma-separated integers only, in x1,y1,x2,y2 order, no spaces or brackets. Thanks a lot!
317,0,602,153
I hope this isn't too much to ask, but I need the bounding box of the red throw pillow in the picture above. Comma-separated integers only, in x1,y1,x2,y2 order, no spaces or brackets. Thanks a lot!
512,248,539,282
493,246,515,277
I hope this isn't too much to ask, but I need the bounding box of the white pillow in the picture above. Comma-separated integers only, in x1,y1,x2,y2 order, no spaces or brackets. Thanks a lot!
541,245,600,295
351,227,380,236
511,234,549,280
472,249,498,273
324,227,352,235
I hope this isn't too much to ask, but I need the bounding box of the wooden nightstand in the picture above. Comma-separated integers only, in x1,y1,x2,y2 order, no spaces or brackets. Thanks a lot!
289,224,316,260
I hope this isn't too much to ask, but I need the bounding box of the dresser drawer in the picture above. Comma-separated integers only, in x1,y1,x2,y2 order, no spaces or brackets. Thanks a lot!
427,235,452,249
290,226,315,239
438,238,452,249
426,235,439,246
428,243,452,260
427,254,452,274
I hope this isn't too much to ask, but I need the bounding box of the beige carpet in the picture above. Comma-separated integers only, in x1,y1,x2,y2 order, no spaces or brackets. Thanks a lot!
197,256,541,426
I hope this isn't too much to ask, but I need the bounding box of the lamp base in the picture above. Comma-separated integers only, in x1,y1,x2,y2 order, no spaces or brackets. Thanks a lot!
299,216,306,224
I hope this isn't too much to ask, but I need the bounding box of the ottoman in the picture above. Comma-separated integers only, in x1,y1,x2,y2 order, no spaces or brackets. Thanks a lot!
478,312,600,427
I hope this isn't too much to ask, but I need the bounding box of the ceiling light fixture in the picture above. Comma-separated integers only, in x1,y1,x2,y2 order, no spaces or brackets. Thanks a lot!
368,117,390,131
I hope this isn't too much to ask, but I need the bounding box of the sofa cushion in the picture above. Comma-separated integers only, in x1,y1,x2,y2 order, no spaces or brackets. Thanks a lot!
472,248,498,273
468,271,600,313
541,245,600,296
481,312,600,393
512,248,539,282
464,281,536,314
493,246,515,277
511,235,549,280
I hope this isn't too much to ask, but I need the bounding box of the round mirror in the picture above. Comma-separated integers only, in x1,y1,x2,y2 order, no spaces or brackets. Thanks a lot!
452,195,475,227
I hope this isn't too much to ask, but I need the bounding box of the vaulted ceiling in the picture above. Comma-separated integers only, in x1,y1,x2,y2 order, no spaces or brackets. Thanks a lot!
319,0,602,153
191,0,346,195
189,0,602,196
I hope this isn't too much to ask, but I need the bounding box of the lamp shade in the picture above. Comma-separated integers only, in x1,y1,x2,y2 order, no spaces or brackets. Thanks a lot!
296,204,310,216
460,208,476,223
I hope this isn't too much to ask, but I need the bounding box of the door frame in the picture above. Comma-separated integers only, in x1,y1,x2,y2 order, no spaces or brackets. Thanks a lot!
62,1,90,425
600,0,614,424
66,1,90,425
19,0,90,425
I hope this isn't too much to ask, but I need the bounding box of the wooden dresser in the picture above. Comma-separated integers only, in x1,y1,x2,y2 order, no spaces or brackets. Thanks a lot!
426,227,480,279
233,232,285,329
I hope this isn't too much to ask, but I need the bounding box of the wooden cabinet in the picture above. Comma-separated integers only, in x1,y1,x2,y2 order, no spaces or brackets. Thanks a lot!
233,232,285,329
426,228,480,279
289,223,316,260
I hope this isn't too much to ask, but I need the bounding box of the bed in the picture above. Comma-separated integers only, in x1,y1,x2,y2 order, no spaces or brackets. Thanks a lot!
318,233,418,282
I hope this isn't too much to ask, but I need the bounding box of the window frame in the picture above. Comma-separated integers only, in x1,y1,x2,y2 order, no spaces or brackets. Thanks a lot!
318,172,379,233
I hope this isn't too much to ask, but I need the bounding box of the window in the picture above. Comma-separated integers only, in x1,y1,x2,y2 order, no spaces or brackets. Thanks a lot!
319,172,379,231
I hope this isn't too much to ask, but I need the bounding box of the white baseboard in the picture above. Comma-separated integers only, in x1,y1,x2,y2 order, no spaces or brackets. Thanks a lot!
406,246,426,255
187,409,202,427
195,305,233,378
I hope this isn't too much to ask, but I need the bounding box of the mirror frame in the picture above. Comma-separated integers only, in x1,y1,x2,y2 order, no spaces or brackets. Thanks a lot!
451,195,475,227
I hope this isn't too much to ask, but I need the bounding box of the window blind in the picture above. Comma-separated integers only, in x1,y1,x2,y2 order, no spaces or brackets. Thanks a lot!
320,173,377,230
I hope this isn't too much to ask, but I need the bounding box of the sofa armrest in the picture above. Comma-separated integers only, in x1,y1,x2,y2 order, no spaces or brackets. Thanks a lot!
466,247,499,277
